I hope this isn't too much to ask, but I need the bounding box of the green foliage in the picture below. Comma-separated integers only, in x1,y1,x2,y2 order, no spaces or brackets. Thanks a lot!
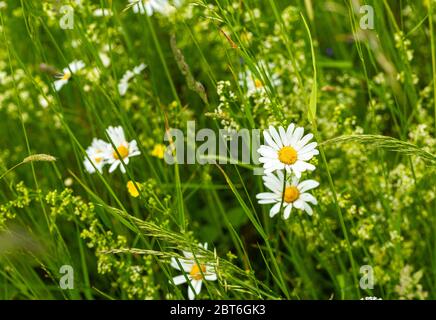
0,0,435,300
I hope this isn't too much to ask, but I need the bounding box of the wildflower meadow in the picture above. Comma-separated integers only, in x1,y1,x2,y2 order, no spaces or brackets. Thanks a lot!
0,0,436,304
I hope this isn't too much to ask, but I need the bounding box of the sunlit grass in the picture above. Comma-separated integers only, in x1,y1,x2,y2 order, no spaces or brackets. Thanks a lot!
0,0,435,300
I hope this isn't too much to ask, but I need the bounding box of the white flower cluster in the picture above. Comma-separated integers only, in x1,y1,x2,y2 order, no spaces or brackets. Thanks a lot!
118,63,147,96
84,126,140,174
256,123,320,218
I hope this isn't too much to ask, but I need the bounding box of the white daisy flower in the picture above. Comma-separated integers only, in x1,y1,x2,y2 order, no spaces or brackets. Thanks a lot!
170,243,217,300
118,63,147,96
256,171,319,219
83,138,109,174
104,126,141,173
54,60,85,91
129,0,169,16
258,123,319,178
239,61,281,96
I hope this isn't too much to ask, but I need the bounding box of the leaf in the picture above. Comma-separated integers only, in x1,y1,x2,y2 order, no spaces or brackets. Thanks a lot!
301,13,317,123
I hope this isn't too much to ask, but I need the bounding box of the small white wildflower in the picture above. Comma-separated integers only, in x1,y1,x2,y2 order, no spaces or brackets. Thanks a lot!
83,138,109,174
54,60,85,91
118,63,147,96
256,171,319,218
258,123,318,178
170,243,217,300
104,126,141,174
239,61,281,96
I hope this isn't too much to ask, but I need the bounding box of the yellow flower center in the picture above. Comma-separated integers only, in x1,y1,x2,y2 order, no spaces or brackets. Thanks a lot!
113,145,129,160
254,78,263,88
278,146,297,165
284,186,300,203
62,71,71,81
190,264,206,280
94,157,103,164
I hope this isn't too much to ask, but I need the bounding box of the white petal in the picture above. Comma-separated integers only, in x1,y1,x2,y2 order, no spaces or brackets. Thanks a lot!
291,166,302,178
278,126,289,146
260,158,279,168
54,79,67,91
256,192,279,200
129,150,141,157
276,170,284,182
263,181,282,194
299,142,318,155
205,273,217,281
258,146,278,158
194,279,203,295
83,159,96,174
188,284,195,300
172,275,188,285
263,174,283,192
188,280,202,300
295,133,314,150
170,257,192,272
298,151,318,161
170,257,181,270
298,180,320,193
283,203,293,219
119,163,126,174
286,123,295,138
258,199,277,204
108,161,119,173
303,202,313,215
294,160,315,172
293,199,305,210
268,126,283,148
269,202,282,217
204,265,216,278
263,131,280,150
290,127,304,146
300,193,318,205
264,162,284,173
145,2,154,16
